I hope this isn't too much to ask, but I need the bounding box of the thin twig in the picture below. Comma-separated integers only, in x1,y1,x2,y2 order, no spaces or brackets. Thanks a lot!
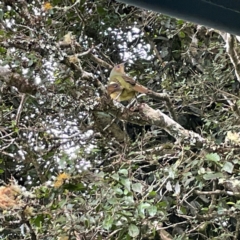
54,0,81,11
16,94,26,125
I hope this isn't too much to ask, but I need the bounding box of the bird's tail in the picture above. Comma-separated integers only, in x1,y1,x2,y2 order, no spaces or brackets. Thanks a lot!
133,84,149,94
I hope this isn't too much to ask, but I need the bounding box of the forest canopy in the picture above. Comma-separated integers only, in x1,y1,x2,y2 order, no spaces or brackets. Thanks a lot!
1,0,240,239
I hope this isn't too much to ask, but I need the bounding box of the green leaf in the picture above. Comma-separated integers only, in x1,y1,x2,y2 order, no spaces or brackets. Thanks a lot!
0,29,5,36
128,224,139,237
148,191,157,198
132,183,143,193
179,206,187,215
206,153,220,162
0,47,6,54
96,171,105,178
111,173,119,181
121,210,133,217
28,59,34,67
203,172,224,180
138,202,151,217
119,169,128,176
121,178,131,192
97,6,106,15
63,183,85,191
147,206,157,217
113,187,123,195
31,214,45,228
217,207,225,215
108,198,119,205
222,162,234,173
235,200,240,210
123,195,134,205
179,31,186,38
177,19,185,25
103,216,113,230
55,215,66,223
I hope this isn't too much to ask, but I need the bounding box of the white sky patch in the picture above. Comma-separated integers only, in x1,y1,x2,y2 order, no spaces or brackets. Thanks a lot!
114,26,153,61
35,76,41,84
132,27,140,33
127,31,133,42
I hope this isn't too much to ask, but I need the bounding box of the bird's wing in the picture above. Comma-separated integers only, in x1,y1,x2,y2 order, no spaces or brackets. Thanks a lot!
122,75,149,93
121,75,136,85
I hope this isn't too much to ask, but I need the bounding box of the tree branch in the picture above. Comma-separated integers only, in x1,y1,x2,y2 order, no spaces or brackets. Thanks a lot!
99,97,204,144
147,90,177,121
220,33,240,82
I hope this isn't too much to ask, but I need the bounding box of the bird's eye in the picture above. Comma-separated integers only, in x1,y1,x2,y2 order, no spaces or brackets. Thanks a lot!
116,65,120,68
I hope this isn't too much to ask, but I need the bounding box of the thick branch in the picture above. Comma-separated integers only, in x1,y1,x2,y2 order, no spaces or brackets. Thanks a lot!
99,97,205,145
147,90,177,121
138,103,204,144
195,189,236,196
220,33,240,82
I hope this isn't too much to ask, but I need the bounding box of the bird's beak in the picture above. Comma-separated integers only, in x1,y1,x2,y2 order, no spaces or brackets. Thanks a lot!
113,62,125,67
120,61,127,65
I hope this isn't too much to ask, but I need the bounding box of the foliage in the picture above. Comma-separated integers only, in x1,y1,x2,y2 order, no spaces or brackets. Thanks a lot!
0,0,240,239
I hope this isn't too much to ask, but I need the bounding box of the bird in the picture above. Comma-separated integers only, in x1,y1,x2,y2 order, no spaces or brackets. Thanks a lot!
107,63,149,102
